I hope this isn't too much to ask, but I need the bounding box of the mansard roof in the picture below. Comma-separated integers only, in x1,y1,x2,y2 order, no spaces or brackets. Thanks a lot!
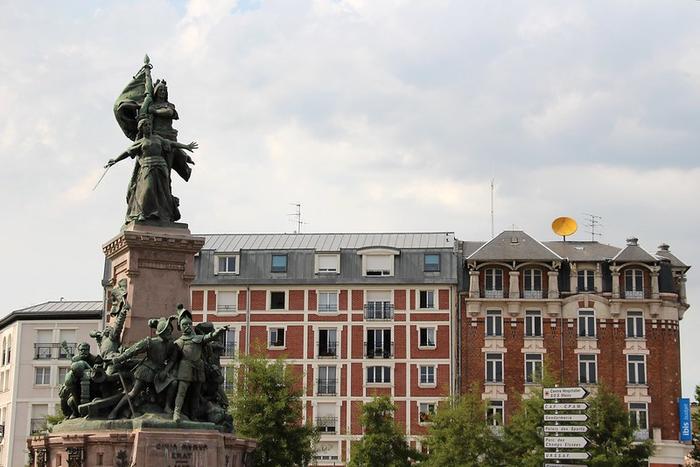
0,300,102,331
545,241,621,262
655,244,690,269
611,238,658,263
466,230,562,262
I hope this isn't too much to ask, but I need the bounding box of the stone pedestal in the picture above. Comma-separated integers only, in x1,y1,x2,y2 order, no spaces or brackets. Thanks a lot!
28,427,256,467
102,221,205,345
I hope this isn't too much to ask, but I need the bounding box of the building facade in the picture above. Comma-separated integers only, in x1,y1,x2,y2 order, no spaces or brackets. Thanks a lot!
459,231,690,466
190,232,459,464
0,301,102,467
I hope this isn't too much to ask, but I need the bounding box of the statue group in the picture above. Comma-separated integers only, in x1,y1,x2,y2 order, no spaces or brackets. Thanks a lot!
106,55,197,224
58,280,233,431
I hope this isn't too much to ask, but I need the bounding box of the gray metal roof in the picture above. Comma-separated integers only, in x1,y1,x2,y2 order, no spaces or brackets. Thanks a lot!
199,232,456,252
545,241,621,262
462,241,485,257
12,301,103,314
612,241,658,263
0,300,102,331
655,245,689,269
467,231,562,262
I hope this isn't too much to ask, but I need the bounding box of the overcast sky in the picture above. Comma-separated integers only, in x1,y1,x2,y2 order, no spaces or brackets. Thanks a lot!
1,0,698,396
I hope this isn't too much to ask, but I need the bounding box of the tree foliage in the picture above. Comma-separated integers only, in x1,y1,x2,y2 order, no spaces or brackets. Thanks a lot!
423,389,503,467
348,396,422,467
501,387,546,467
230,352,318,467
585,384,654,467
691,385,700,462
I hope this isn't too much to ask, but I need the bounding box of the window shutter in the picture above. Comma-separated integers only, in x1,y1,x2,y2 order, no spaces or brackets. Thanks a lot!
366,255,391,270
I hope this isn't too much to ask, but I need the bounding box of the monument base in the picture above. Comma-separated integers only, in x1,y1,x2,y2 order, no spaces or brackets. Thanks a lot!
28,426,256,467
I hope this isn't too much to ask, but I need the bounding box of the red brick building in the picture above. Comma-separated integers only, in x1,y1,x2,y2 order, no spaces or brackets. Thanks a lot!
190,232,458,464
459,231,691,465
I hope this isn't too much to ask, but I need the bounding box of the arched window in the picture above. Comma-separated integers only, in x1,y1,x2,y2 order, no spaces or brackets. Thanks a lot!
625,269,644,299
1,337,5,366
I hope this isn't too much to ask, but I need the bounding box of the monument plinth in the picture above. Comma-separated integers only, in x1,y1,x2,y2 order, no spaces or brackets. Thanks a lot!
102,222,204,345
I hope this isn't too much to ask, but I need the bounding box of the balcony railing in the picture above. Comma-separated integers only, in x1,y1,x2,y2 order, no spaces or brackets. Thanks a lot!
316,416,337,433
364,302,394,320
624,289,645,299
484,289,504,299
318,342,338,358
317,379,337,396
217,304,237,312
30,418,45,435
634,429,650,441
523,290,543,299
318,303,338,312
34,343,77,360
364,343,394,359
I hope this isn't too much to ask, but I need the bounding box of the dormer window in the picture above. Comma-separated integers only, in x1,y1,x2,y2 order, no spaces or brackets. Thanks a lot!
215,255,239,274
271,254,288,273
359,248,399,277
625,269,644,299
315,254,340,274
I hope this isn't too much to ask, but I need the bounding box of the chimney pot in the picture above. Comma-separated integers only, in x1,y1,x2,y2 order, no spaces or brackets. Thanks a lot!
658,243,670,251
626,237,639,246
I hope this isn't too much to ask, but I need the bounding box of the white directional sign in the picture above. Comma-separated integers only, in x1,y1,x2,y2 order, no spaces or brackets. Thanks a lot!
544,425,589,433
544,436,589,449
544,413,588,422
545,452,591,460
544,403,588,411
543,387,589,400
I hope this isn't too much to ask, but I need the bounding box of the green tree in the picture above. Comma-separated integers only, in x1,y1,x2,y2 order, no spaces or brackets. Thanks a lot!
230,352,318,466
349,396,422,467
586,384,654,466
501,387,546,467
691,385,700,462
423,389,503,467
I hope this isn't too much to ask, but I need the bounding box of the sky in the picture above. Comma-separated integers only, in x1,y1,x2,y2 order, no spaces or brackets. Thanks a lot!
0,0,698,396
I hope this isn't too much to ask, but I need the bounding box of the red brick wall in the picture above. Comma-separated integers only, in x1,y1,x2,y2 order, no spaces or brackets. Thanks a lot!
207,290,216,311
237,290,247,311
289,290,304,310
351,362,363,396
351,326,364,359
191,290,203,311
395,363,406,396
394,326,406,359
647,321,681,440
351,290,363,311
339,290,348,311
394,289,406,310
410,289,416,310
308,290,317,311
250,290,266,310
439,289,450,310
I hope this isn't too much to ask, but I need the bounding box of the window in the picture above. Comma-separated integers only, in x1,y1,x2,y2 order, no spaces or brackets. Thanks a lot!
316,254,339,273
318,291,338,312
271,254,287,273
35,330,53,360
525,311,542,337
627,355,647,385
316,404,337,433
424,254,441,272
318,329,337,357
221,328,236,357
35,367,50,385
366,329,392,358
419,290,435,309
523,269,542,298
270,291,286,310
486,310,503,337
365,255,392,276
58,330,76,359
58,367,69,386
217,255,238,274
223,366,237,392
578,270,595,292
419,402,437,423
366,366,391,384
525,354,543,383
217,291,237,312
420,365,436,385
317,366,337,395
30,404,48,435
578,354,597,384
626,311,644,338
486,353,503,383
269,328,285,348
629,403,649,431
486,400,504,426
625,269,644,298
485,268,503,297
419,328,436,348
578,310,596,337
365,291,393,320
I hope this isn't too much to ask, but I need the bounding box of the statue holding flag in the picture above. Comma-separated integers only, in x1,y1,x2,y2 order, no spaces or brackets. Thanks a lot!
106,56,197,224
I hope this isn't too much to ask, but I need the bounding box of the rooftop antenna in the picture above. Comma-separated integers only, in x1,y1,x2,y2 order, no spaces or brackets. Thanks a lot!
287,203,308,234
583,213,603,241
490,178,495,238
551,216,578,241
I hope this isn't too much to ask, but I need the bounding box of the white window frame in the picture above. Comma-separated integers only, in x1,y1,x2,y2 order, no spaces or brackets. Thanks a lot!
523,268,542,297
629,402,649,431
627,355,647,385
268,290,287,311
484,268,503,298
221,327,237,358
626,311,645,338
317,328,338,358
524,353,543,384
417,289,436,310
577,269,595,292
485,353,503,383
525,310,542,337
486,310,503,337
316,365,337,396
424,253,441,273
217,290,238,313
366,365,391,384
419,365,437,387
214,254,239,275
625,268,644,295
578,309,596,338
486,400,504,426
359,248,398,277
578,354,597,384
317,290,339,313
34,367,51,386
271,254,288,273
418,327,436,349
268,327,286,349
418,402,437,425
315,253,340,274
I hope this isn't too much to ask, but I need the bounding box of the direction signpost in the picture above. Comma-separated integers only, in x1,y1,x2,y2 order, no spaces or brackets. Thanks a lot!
543,387,590,466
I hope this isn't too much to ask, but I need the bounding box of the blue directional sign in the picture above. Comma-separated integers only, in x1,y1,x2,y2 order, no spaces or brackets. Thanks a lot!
679,398,692,442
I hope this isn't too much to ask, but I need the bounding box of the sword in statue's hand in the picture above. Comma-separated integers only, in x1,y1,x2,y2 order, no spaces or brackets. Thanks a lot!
92,160,116,191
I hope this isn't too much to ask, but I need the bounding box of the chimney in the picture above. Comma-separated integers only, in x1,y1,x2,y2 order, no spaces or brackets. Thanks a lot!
626,237,638,246
657,243,670,251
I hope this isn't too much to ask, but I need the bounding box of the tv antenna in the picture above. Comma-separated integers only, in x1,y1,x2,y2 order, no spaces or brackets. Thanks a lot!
583,213,603,241
288,203,308,233
490,178,495,239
